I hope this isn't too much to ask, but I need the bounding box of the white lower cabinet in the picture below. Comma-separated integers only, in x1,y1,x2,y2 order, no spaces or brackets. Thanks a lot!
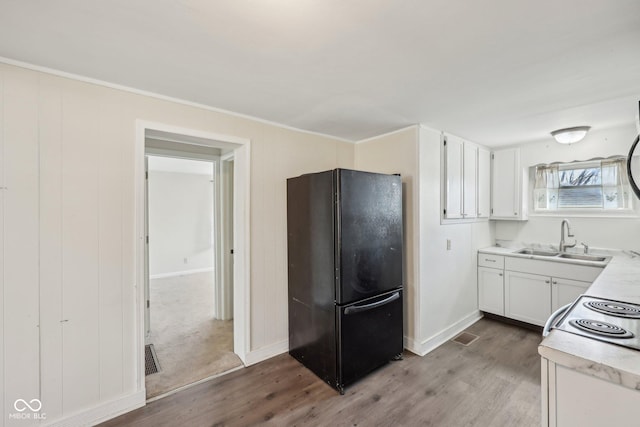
505,273,591,327
551,278,590,312
478,267,504,315
542,359,640,426
505,271,552,326
478,252,603,326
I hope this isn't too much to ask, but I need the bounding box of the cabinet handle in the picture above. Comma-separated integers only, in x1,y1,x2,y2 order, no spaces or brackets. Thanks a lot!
485,259,496,262
514,212,518,216
545,280,550,284
552,281,557,285
499,273,503,276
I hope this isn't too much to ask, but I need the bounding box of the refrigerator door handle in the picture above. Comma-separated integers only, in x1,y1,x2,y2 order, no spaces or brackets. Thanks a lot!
344,292,400,315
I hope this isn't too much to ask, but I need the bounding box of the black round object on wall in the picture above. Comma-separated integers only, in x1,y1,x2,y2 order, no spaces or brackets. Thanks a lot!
628,133,640,200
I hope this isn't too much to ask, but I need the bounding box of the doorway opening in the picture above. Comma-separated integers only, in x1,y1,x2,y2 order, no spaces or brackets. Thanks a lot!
135,122,251,400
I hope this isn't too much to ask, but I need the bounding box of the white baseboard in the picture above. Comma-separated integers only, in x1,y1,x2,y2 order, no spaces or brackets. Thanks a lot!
244,339,289,366
413,311,483,356
43,390,145,427
150,267,214,279
403,335,422,355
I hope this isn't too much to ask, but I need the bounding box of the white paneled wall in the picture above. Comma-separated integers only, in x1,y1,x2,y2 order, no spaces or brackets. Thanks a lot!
249,128,354,352
39,73,65,422
62,77,102,413
0,62,353,426
3,67,41,427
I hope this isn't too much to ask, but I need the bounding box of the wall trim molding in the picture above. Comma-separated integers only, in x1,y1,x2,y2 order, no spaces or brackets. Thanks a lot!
244,339,289,366
150,267,214,280
44,390,145,427
0,56,354,144
355,124,419,145
414,311,483,356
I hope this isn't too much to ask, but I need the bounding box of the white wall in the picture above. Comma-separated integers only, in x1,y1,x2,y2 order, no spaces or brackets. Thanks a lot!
355,126,494,356
417,126,494,355
0,62,354,426
148,169,214,277
494,123,640,251
355,126,420,347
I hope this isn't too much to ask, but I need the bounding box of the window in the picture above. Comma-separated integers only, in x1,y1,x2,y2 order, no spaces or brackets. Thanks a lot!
533,158,632,212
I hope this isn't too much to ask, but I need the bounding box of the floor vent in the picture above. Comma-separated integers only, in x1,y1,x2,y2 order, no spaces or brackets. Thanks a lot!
452,332,480,346
145,344,161,376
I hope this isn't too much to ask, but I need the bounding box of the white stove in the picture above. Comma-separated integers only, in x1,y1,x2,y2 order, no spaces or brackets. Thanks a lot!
551,295,640,351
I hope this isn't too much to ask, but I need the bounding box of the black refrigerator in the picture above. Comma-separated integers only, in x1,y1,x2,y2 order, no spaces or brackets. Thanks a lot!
287,168,404,394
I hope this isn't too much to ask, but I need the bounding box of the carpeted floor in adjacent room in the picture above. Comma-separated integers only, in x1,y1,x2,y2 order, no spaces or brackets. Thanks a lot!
145,271,243,398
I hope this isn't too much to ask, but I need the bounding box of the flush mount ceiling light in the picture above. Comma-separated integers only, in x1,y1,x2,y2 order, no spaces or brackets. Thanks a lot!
551,126,591,144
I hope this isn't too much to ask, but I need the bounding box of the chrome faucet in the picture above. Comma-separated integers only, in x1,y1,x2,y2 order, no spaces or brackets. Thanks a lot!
559,219,576,252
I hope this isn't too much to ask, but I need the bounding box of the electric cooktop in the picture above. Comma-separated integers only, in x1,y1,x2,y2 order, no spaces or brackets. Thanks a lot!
552,295,640,351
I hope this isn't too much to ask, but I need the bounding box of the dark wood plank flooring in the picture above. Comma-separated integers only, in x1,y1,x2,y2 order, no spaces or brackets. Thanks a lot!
100,318,542,427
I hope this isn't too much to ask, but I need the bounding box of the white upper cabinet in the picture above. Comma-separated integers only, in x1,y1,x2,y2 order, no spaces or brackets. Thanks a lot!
477,147,490,218
444,134,464,219
442,133,489,222
462,142,478,218
490,147,527,220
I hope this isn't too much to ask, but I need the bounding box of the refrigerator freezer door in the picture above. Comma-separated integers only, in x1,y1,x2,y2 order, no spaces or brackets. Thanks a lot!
336,169,403,305
337,290,404,390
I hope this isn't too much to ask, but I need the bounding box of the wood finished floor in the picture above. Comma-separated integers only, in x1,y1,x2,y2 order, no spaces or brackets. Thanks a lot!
101,318,542,427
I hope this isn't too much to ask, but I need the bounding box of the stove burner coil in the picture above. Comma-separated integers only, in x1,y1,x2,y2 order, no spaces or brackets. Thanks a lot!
569,319,634,338
584,301,640,318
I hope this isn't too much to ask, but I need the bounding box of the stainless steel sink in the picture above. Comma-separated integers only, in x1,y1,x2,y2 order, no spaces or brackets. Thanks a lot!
516,248,559,257
557,253,607,262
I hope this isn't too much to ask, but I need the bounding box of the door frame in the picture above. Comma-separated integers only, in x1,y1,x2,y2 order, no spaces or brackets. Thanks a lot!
134,120,251,394
217,152,235,320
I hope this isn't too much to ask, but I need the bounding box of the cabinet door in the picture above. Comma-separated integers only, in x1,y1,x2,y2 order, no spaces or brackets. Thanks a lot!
491,148,519,219
551,277,590,311
505,271,551,326
477,147,491,218
554,365,640,426
462,142,478,218
478,267,504,315
444,135,463,219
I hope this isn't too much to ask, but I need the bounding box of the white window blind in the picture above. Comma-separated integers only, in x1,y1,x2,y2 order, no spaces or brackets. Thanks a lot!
533,158,631,211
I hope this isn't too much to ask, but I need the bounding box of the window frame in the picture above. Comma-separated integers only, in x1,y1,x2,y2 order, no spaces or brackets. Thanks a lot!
528,157,639,218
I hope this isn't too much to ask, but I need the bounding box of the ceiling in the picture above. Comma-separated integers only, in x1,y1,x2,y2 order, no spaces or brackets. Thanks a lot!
1,0,639,146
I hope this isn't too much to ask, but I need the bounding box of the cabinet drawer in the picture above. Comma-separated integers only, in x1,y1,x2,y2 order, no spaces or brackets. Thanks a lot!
478,253,504,269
